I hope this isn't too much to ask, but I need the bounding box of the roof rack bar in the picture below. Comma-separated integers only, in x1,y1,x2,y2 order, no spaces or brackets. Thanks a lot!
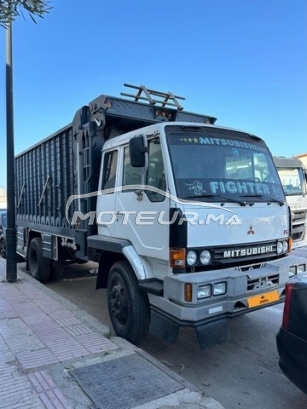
121,83,185,110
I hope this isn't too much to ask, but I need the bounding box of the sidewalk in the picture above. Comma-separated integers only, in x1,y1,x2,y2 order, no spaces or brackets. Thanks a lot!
0,258,224,409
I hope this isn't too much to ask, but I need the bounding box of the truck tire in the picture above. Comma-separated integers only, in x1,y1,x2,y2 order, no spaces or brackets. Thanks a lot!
28,237,51,283
107,261,150,344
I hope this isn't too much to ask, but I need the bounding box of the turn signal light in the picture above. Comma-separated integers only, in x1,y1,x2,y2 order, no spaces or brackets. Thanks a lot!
170,248,186,268
288,237,293,252
282,283,294,330
185,283,192,302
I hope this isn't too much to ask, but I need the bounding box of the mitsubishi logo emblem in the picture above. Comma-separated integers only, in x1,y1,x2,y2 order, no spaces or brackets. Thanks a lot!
247,225,255,234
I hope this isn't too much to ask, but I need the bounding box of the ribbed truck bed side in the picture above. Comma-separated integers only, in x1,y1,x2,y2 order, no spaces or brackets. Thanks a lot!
15,124,76,230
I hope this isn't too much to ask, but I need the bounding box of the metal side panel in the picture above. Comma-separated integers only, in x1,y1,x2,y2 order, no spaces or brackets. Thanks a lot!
16,226,27,257
42,233,57,260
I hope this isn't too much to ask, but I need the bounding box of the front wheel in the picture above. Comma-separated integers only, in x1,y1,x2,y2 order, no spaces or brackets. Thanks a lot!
107,261,150,344
28,237,51,282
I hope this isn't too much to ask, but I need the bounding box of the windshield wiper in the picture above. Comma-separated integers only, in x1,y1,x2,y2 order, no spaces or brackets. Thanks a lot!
241,194,285,206
217,195,247,206
183,194,215,199
183,194,247,206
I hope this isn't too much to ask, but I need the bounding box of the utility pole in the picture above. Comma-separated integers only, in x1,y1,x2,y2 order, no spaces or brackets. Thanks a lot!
6,20,17,283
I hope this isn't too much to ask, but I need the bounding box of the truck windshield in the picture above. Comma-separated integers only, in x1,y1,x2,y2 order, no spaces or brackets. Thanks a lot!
276,167,306,196
165,126,284,203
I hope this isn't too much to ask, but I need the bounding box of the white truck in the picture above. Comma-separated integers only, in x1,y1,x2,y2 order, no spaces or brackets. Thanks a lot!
15,85,306,348
274,156,307,249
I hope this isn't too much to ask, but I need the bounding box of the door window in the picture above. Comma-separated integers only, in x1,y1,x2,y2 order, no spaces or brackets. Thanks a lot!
122,137,166,202
102,150,118,192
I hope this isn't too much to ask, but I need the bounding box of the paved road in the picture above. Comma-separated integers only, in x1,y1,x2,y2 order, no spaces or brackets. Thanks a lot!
18,261,307,409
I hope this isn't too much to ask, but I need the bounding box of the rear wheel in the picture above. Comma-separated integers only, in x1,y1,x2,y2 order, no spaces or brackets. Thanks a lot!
28,237,51,282
107,261,150,344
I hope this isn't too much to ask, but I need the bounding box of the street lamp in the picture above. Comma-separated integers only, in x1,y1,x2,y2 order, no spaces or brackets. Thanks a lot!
2,1,51,283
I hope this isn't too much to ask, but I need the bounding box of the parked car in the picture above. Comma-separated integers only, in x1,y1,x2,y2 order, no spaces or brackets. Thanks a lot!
0,210,7,258
276,273,307,395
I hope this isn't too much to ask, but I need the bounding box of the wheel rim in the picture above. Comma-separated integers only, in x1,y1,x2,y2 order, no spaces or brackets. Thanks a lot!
109,278,129,326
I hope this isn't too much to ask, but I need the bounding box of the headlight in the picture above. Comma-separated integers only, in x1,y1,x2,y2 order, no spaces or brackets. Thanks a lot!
186,250,197,266
198,285,212,299
298,264,306,273
277,242,283,254
282,241,288,253
200,250,211,265
289,266,297,277
213,282,227,296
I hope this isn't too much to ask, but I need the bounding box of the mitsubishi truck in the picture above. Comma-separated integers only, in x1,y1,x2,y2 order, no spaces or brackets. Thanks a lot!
15,84,307,348
274,156,307,249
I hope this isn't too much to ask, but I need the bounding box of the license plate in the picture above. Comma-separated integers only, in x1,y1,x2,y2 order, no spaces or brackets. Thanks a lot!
247,290,280,308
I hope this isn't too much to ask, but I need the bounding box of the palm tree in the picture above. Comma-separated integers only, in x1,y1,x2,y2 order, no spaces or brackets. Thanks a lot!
0,1,51,26
1,1,51,282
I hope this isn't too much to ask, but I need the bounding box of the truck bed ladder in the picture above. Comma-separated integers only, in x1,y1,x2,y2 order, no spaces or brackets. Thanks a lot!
121,83,185,110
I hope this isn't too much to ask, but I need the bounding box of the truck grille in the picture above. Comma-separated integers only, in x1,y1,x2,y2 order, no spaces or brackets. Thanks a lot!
247,274,279,291
292,210,307,242
213,241,277,264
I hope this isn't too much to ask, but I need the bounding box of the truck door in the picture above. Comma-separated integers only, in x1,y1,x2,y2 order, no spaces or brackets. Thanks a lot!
115,137,169,261
97,149,118,238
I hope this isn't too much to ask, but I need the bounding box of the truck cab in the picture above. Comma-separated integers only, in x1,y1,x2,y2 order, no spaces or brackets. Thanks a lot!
274,156,307,248
88,110,306,347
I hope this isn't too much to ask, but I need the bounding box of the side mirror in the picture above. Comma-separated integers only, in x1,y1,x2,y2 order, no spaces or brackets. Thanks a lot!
130,135,148,167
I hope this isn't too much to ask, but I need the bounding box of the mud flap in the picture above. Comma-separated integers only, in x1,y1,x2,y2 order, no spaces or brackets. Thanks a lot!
196,319,228,349
149,310,179,344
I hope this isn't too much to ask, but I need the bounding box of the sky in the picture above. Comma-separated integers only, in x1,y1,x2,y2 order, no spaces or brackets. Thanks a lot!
0,0,306,187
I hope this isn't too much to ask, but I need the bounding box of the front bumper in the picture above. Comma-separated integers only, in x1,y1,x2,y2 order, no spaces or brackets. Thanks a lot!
148,254,307,324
